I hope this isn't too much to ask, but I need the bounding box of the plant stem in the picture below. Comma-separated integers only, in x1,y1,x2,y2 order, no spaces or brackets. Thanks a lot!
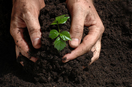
57,22,60,33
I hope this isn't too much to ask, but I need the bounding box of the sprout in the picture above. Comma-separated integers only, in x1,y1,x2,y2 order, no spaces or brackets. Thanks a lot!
49,14,71,51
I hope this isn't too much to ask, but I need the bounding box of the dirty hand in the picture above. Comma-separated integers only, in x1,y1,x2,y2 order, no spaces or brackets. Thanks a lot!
62,0,104,65
10,0,45,64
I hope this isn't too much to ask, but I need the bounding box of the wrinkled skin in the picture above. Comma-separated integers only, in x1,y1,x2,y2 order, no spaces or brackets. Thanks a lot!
10,0,45,64
10,0,104,65
63,0,104,65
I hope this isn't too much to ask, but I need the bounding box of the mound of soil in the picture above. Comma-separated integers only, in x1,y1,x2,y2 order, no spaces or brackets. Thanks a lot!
17,0,92,85
0,0,132,87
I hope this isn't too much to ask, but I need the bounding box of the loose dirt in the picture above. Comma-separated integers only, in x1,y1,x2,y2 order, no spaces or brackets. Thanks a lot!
0,0,132,86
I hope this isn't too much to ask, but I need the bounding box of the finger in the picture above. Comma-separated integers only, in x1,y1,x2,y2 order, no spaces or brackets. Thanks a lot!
10,10,39,62
62,26,102,63
30,57,38,63
10,25,30,58
69,5,87,48
15,45,20,58
40,0,45,9
23,12,41,49
15,46,37,65
16,43,38,63
20,61,24,66
89,38,101,65
16,45,25,66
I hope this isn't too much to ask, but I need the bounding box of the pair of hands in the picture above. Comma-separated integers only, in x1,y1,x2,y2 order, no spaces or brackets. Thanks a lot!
10,0,104,65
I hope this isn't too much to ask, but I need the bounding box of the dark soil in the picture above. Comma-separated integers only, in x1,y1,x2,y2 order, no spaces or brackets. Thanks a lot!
0,0,132,87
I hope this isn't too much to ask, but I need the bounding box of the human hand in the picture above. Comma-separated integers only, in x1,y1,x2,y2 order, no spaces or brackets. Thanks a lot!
10,0,45,64
62,0,104,65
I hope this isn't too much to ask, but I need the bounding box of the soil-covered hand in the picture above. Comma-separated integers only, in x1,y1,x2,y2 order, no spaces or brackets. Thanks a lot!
62,0,104,65
10,0,45,64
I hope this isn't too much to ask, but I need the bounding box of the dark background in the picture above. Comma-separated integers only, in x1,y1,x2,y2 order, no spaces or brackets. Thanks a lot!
0,0,132,86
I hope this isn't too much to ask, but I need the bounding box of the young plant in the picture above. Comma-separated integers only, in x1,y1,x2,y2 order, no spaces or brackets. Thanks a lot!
49,14,71,51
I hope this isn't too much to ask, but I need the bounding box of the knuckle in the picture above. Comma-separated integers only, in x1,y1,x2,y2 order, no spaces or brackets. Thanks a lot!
22,4,31,14
29,28,37,35
21,6,33,19
10,23,17,37
96,20,105,33
28,27,40,35
73,25,83,32
92,24,105,35
22,10,31,20
98,24,105,34
101,25,105,33
71,25,83,37
21,4,38,19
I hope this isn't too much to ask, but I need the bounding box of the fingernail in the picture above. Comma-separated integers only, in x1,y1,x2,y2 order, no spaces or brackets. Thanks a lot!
62,57,69,63
70,38,79,48
20,61,24,66
89,61,93,65
62,57,67,61
32,38,41,48
32,38,40,45
30,57,38,62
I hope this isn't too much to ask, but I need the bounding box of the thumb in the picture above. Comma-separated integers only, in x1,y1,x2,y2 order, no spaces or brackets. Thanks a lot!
23,12,41,49
69,6,86,48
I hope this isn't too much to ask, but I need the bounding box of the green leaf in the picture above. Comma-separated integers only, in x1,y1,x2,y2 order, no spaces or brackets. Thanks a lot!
58,16,69,24
49,29,59,39
57,15,69,24
51,14,70,25
56,14,66,21
54,37,66,51
60,31,71,41
51,20,58,25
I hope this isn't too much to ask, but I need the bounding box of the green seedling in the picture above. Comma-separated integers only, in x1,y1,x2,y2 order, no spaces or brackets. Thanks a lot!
49,14,71,51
